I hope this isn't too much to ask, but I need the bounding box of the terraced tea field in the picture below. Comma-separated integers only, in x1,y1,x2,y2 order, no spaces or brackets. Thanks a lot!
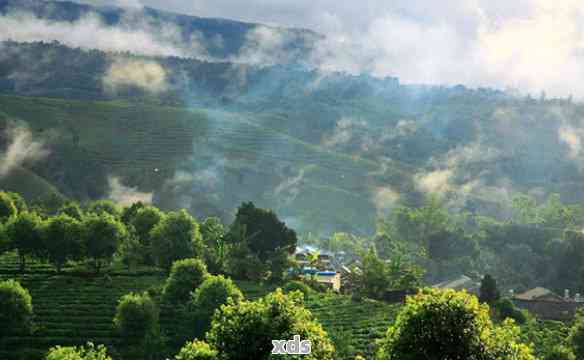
0,254,400,359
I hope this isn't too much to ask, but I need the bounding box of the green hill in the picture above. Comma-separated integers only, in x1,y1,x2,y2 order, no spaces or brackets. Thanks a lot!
0,94,411,234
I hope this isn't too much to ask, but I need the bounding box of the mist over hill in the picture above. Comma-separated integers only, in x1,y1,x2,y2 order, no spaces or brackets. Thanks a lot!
1,0,584,237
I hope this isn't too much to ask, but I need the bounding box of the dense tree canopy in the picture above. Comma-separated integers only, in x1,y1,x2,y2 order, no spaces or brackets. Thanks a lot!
45,343,112,360
6,211,44,272
228,202,297,262
82,213,127,273
205,289,335,360
162,258,209,304
43,214,83,272
377,288,535,360
151,210,203,269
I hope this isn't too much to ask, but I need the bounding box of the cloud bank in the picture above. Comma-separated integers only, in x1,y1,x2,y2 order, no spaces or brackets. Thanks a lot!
0,126,49,177
103,59,168,93
0,11,206,58
73,0,584,98
107,176,153,205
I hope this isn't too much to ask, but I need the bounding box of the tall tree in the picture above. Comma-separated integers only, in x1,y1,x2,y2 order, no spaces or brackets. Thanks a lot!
83,213,127,273
228,202,297,262
6,211,44,272
150,210,203,270
479,274,501,305
43,214,83,273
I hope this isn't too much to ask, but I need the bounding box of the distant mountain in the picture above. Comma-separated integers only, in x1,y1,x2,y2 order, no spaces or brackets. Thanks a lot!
0,0,319,59
1,1,583,237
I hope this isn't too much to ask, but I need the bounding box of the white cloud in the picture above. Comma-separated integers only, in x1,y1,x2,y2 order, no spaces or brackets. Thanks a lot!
103,59,168,93
0,11,206,58
39,0,584,97
107,176,153,205
0,126,49,177
414,169,453,193
371,186,400,215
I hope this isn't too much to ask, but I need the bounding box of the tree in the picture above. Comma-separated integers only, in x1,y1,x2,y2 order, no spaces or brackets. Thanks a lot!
543,345,576,360
228,202,297,262
200,217,227,274
113,292,159,343
0,279,33,338
206,289,335,360
82,213,127,273
6,192,27,213
130,206,165,264
6,211,44,272
150,210,203,270
57,202,84,220
121,201,145,225
479,274,500,305
0,191,17,221
46,343,112,360
376,288,535,360
186,275,244,338
162,258,209,304
569,310,584,359
86,200,121,218
357,247,389,300
44,214,83,273
174,340,218,360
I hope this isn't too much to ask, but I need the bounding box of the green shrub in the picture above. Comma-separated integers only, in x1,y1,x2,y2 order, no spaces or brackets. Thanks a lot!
46,342,112,360
174,340,218,360
151,210,203,270
206,289,335,360
186,275,244,338
377,288,535,360
113,292,159,343
544,345,576,360
0,279,33,337
496,298,527,325
163,258,209,304
283,280,313,297
0,191,17,221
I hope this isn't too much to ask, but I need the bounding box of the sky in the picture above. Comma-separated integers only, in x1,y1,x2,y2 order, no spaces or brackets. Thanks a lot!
41,0,584,97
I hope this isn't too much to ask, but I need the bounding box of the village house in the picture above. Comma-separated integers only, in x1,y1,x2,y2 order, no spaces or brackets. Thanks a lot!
511,287,584,321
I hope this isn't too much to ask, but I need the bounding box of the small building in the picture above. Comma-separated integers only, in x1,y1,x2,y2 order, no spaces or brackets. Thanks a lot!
512,287,584,321
432,275,480,295
513,287,565,302
299,269,341,292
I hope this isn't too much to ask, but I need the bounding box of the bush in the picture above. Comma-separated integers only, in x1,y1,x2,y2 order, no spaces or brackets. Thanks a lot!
377,288,535,360
163,258,209,304
0,279,33,337
570,310,584,359
174,340,218,360
282,280,313,297
151,210,203,270
544,345,576,360
43,214,83,273
46,342,112,360
0,191,17,221
496,298,527,325
113,292,159,343
82,213,127,273
187,275,244,337
206,289,335,360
